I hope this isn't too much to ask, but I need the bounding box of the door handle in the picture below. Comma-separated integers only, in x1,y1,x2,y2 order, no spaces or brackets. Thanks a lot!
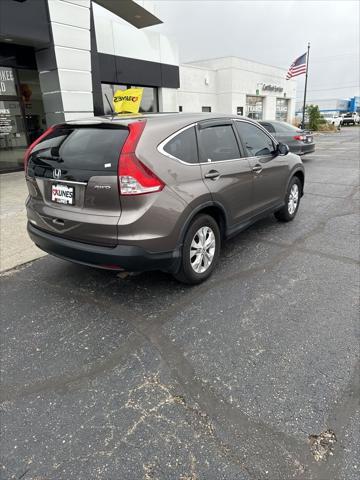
252,164,263,174
205,170,220,180
52,218,65,226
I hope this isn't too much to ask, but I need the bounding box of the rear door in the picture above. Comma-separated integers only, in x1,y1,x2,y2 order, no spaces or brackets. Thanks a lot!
26,124,128,246
234,120,289,213
197,120,254,227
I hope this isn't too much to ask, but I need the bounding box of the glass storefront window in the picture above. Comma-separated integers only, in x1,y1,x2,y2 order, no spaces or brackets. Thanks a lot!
276,98,289,122
101,84,158,115
0,67,17,96
0,100,27,171
0,67,45,173
246,96,263,120
18,69,46,143
132,85,158,113
102,84,126,115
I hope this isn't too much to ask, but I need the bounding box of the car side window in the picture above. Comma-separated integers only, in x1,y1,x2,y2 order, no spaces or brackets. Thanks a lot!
199,125,241,162
163,126,199,164
235,122,275,157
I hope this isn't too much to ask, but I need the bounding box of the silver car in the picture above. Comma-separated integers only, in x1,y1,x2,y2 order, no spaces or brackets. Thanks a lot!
26,113,305,284
260,120,315,156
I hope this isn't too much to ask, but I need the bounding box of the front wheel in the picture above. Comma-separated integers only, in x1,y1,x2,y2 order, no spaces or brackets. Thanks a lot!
274,177,302,222
173,214,220,285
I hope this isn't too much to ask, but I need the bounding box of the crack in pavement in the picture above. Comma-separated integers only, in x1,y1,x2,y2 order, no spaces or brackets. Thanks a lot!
306,181,359,187
305,362,360,479
256,239,359,267
128,316,315,480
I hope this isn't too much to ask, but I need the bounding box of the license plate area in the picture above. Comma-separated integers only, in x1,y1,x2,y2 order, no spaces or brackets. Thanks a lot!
306,136,313,143
51,183,75,205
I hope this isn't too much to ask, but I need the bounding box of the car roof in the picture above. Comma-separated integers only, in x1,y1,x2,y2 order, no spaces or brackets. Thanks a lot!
65,112,259,128
259,120,290,125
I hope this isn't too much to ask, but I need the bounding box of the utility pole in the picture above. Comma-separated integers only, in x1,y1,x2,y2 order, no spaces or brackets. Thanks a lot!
301,42,311,129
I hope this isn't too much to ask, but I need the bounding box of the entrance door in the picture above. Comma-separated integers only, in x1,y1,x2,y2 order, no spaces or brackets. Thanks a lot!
246,96,263,120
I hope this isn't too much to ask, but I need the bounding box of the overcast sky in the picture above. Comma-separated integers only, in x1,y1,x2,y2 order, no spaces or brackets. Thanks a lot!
147,0,359,103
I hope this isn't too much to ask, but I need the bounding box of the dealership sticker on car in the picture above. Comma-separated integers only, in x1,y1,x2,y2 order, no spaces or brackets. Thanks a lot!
51,184,74,205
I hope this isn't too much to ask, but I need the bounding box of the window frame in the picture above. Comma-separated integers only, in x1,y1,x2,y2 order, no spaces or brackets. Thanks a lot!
158,118,277,165
101,83,159,114
233,119,278,158
197,121,243,163
158,123,200,165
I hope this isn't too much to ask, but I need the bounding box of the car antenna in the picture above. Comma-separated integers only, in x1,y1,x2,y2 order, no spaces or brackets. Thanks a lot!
105,94,115,116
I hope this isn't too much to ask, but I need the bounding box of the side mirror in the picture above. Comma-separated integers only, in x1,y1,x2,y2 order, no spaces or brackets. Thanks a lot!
277,142,289,156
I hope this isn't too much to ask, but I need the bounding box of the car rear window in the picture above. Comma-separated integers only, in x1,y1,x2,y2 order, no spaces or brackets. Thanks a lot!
272,122,300,133
163,126,199,164
260,122,276,133
29,126,128,171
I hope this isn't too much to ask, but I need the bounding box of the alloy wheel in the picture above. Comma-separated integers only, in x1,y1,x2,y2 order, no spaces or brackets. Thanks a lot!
190,226,216,274
288,183,299,215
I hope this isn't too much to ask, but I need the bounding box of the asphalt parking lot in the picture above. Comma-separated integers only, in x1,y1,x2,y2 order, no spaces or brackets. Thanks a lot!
1,127,359,480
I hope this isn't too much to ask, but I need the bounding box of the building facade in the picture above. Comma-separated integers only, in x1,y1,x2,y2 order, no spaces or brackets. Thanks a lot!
295,96,360,115
178,57,297,122
1,0,296,174
0,0,179,173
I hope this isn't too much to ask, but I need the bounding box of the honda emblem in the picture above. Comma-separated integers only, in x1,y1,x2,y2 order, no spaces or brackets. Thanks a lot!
53,168,61,179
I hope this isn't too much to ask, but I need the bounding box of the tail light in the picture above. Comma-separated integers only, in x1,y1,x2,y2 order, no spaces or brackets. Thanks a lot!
293,134,306,141
24,126,56,174
118,120,165,195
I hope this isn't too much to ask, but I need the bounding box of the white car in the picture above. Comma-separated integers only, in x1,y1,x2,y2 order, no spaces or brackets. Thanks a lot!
341,112,360,126
321,112,342,128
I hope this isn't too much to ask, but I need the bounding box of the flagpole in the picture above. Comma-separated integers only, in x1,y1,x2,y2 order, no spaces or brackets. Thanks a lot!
301,42,310,129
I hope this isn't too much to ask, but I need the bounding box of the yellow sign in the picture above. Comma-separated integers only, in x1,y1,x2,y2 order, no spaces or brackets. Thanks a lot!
113,88,143,114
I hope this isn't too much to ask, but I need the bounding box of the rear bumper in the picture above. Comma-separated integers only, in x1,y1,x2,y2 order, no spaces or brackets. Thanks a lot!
298,143,315,155
27,222,180,273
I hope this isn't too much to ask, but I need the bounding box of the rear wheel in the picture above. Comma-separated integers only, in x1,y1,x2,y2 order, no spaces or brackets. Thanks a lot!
275,177,302,222
173,214,220,285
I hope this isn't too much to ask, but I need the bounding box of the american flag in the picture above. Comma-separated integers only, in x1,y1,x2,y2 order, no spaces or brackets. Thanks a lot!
286,52,307,79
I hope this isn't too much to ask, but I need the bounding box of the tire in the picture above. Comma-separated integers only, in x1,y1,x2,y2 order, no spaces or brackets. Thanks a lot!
274,177,302,222
173,214,221,285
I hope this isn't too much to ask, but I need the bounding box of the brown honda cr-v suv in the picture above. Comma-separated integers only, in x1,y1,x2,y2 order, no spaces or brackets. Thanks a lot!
25,113,304,284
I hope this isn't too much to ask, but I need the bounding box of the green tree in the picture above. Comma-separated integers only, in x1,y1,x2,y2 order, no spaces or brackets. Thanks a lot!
306,104,325,131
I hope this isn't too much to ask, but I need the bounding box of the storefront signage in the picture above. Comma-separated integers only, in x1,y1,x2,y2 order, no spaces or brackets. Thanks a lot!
113,87,144,114
247,105,262,112
0,107,12,136
262,84,283,93
0,67,17,96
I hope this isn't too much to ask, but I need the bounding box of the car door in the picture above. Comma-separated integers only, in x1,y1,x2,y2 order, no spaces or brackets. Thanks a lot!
197,120,254,227
234,120,289,213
